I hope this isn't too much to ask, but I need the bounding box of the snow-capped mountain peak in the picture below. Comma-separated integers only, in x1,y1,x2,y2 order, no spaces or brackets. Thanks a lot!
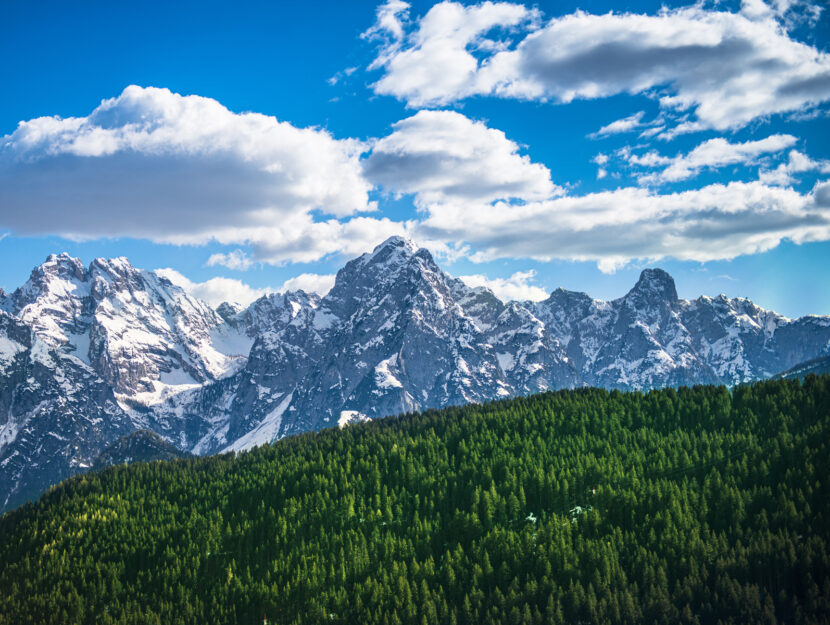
13,253,93,357
327,236,439,306
361,235,420,264
10,254,251,397
1,242,829,513
626,268,679,304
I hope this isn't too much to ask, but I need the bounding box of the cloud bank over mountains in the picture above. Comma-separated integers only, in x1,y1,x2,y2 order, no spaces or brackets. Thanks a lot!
420,180,829,273
1,82,828,276
155,268,336,307
458,270,548,301
0,0,828,297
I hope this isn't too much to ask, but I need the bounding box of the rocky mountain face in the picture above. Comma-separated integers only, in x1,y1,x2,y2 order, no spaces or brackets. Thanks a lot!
0,310,132,510
0,254,250,511
1,237,829,512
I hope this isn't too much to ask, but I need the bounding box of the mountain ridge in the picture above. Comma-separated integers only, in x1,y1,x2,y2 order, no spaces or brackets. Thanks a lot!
92,428,191,469
1,236,829,511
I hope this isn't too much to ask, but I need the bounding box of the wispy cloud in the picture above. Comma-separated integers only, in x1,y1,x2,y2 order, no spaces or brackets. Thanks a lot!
635,135,799,185
592,153,609,179
590,111,646,138
759,150,830,185
206,249,255,271
362,0,411,42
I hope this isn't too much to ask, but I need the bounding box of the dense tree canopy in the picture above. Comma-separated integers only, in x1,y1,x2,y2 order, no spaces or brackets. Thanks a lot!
1,377,829,625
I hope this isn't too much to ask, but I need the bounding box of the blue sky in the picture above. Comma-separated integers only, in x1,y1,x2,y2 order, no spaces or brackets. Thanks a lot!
1,0,829,316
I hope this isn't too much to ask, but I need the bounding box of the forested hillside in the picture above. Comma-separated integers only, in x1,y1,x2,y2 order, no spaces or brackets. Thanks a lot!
1,377,829,625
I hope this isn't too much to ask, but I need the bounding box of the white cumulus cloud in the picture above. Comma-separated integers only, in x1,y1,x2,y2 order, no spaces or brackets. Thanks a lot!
367,1,538,108
366,2,830,131
0,85,374,263
363,109,560,206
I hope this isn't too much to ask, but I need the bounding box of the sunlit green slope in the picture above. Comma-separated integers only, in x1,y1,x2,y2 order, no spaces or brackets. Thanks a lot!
1,377,829,625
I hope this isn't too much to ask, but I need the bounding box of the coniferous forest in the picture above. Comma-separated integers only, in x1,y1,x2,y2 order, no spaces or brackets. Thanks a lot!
1,377,829,625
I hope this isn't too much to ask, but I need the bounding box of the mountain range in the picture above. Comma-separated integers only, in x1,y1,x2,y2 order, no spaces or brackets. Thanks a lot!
1,236,828,512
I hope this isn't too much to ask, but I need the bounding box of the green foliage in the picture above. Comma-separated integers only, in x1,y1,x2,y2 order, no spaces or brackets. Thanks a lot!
1,376,829,625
